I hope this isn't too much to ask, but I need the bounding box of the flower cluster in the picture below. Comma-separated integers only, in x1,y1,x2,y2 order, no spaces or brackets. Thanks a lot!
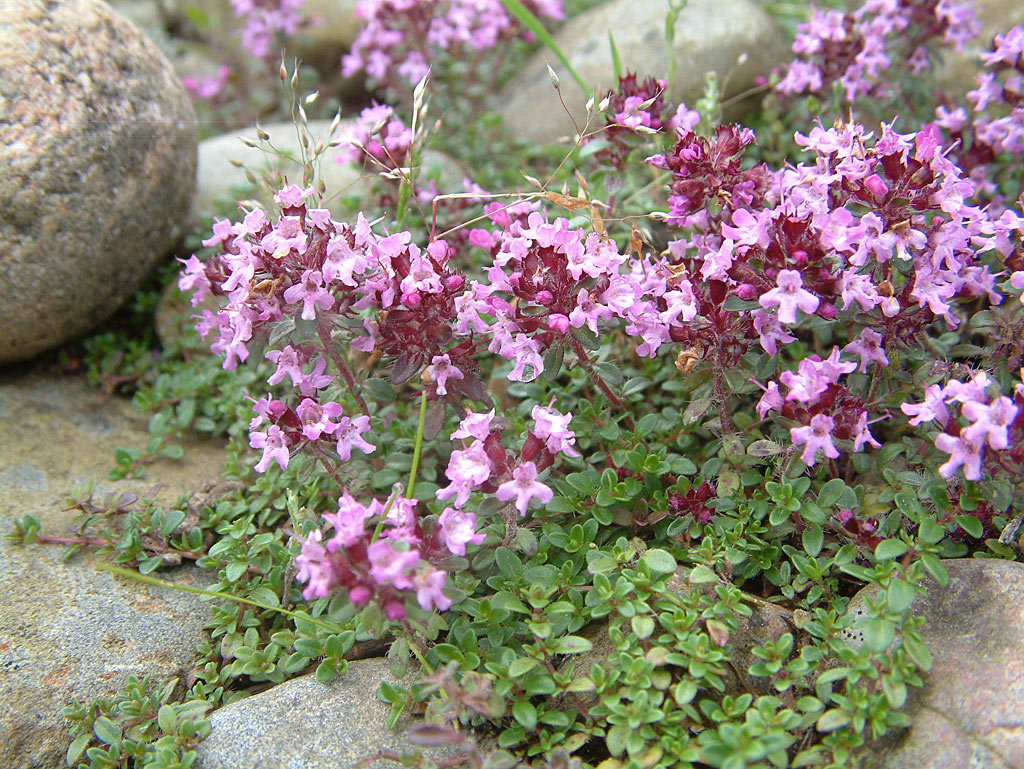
339,103,415,170
593,74,671,170
901,370,1022,480
342,0,564,88
775,0,979,104
182,65,232,102
294,491,465,617
230,0,308,60
934,25,1024,198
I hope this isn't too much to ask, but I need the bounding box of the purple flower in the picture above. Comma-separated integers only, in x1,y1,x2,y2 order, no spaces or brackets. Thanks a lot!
424,354,464,396
496,461,554,516
901,384,950,427
437,441,492,508
335,415,375,461
322,492,372,550
790,414,840,467
759,269,820,325
250,424,290,472
452,409,495,441
935,433,984,480
367,540,419,590
283,269,334,320
843,328,889,373
296,398,344,440
414,566,451,612
437,507,486,556
531,400,581,458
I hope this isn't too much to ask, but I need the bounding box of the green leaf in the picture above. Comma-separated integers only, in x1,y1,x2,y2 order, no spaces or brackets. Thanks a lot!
608,31,622,80
495,547,524,581
66,733,90,765
508,657,539,677
903,632,933,671
315,658,338,682
817,479,848,509
955,514,983,539
862,618,896,652
542,343,565,382
624,377,652,398
816,709,851,732
688,564,718,584
157,704,177,734
512,701,537,730
920,553,949,587
248,586,281,609
364,378,396,402
641,548,677,574
496,0,591,96
160,509,186,538
631,615,655,639
887,578,917,613
552,635,593,654
93,716,121,746
802,525,823,558
683,397,712,426
874,539,908,561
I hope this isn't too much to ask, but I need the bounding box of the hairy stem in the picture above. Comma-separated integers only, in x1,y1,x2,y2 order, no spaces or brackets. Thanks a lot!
568,335,636,431
317,321,370,415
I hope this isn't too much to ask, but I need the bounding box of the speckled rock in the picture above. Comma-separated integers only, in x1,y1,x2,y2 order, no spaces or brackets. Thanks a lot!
0,0,198,363
854,559,1024,769
0,373,227,768
497,0,787,145
195,660,463,769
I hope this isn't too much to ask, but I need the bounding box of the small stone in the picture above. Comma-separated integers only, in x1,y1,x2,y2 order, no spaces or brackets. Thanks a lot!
195,659,464,769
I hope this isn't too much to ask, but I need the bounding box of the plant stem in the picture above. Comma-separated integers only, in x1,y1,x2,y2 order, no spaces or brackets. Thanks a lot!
96,563,345,634
407,389,429,499
568,335,636,431
317,321,370,415
711,345,736,436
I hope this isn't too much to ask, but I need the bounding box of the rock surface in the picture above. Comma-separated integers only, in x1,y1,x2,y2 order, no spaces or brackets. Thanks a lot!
193,120,467,223
0,372,227,768
497,0,787,145
195,659,463,769
193,120,362,222
856,559,1024,769
0,0,198,363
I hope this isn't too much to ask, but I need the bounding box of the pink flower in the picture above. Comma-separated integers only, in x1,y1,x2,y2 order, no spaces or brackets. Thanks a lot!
437,441,492,508
367,540,419,590
935,433,984,480
322,492,372,550
283,269,334,320
414,566,452,612
759,269,820,324
531,401,581,458
452,409,495,441
496,461,553,516
250,424,290,472
424,354,464,396
437,508,486,556
335,415,375,461
843,328,889,373
296,398,344,440
790,414,840,466
901,384,949,427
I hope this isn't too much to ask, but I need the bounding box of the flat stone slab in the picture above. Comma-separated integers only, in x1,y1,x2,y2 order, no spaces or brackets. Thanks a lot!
0,372,227,768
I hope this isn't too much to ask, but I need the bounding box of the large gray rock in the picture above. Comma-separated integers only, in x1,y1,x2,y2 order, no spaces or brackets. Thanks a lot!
0,372,228,768
196,660,463,769
855,559,1024,769
497,0,787,145
0,0,198,364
